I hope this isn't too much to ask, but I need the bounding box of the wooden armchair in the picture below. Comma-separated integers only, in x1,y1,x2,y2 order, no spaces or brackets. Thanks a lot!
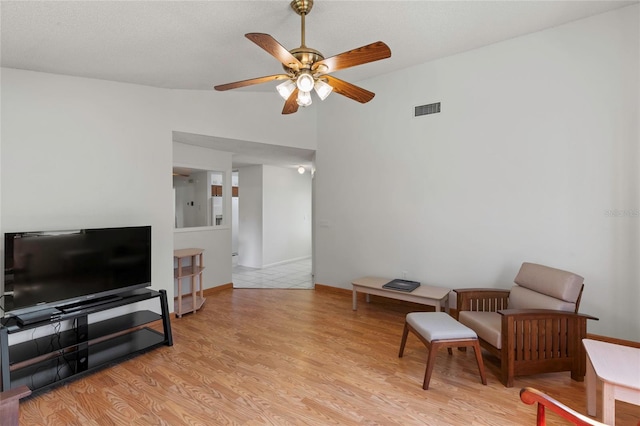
455,262,598,387
520,387,605,425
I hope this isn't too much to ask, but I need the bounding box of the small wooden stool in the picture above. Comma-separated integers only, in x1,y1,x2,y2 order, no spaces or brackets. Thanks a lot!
399,312,487,390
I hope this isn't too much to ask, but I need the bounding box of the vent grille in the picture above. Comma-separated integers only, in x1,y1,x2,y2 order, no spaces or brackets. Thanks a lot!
414,102,441,117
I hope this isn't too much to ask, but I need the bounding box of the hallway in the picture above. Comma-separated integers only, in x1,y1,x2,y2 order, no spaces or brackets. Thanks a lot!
232,258,313,289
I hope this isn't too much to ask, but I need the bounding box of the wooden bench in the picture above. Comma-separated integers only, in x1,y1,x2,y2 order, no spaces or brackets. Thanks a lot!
352,276,451,312
399,312,487,390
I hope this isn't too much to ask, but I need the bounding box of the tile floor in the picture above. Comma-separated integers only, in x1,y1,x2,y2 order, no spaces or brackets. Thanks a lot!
232,258,313,289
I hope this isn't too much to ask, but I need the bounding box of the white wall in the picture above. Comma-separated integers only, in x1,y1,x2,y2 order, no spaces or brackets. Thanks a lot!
237,165,263,268
236,165,312,269
173,175,198,228
168,90,318,281
263,165,312,266
169,90,317,150
1,69,175,308
314,5,639,340
193,171,210,227
173,142,232,289
0,70,318,312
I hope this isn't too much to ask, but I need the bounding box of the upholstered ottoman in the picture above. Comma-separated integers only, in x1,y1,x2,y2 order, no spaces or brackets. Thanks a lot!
398,312,487,390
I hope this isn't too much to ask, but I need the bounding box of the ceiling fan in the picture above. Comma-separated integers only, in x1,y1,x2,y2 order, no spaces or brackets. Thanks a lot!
214,0,391,115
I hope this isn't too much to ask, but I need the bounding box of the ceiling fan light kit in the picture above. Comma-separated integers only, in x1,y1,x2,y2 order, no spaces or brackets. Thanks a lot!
214,0,391,115
276,80,297,100
314,79,332,100
296,72,315,92
297,90,312,107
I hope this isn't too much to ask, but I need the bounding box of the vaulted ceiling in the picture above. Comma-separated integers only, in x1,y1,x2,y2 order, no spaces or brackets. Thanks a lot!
2,1,635,92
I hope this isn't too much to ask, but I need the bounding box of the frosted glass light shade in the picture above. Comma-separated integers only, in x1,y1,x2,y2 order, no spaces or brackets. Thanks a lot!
296,90,312,107
276,80,296,100
296,72,315,92
314,79,333,100
298,166,305,174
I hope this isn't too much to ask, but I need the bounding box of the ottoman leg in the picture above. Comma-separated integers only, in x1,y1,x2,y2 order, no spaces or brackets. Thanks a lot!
398,322,409,358
398,322,410,357
472,340,487,385
422,341,439,390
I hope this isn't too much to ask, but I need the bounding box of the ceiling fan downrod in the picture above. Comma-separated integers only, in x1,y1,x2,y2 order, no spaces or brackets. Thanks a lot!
286,0,323,73
290,0,313,48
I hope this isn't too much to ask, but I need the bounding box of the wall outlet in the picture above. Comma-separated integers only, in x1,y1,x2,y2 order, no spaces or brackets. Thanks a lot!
401,271,408,279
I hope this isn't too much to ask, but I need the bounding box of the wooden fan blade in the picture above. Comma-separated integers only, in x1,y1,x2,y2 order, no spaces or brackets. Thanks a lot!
323,75,375,104
282,88,300,115
246,33,303,70
214,74,290,91
312,41,391,74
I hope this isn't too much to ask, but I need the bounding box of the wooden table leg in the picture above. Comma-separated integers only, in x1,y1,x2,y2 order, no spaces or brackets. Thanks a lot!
177,257,183,318
352,289,357,310
602,383,616,425
586,354,596,417
191,255,197,314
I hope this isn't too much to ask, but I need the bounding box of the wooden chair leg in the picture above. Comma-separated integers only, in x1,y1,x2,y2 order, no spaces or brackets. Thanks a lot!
399,322,409,357
423,342,439,390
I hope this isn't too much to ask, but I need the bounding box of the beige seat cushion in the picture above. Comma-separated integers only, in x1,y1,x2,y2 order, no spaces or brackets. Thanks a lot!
458,311,502,349
406,312,477,342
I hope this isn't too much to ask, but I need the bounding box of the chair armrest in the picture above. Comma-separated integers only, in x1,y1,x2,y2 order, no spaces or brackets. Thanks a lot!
520,387,606,426
498,308,599,322
454,288,510,317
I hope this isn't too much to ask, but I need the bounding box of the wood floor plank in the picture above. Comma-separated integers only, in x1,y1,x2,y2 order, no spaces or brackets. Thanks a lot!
17,288,640,425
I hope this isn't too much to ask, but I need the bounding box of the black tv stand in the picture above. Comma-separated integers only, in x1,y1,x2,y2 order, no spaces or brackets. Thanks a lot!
0,289,173,394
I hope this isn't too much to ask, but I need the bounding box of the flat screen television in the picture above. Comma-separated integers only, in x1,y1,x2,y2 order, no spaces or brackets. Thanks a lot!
3,226,151,317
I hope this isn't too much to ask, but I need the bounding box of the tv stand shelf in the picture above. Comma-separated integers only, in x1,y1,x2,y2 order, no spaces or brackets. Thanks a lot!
0,289,173,394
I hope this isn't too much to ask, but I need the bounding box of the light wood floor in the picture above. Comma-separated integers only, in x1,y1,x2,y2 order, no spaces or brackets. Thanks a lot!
19,288,640,425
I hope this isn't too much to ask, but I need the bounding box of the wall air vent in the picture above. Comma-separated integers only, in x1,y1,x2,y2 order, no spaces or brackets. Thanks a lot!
414,102,441,117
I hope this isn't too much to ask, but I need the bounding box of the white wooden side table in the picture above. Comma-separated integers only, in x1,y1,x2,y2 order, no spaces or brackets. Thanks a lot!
582,338,640,425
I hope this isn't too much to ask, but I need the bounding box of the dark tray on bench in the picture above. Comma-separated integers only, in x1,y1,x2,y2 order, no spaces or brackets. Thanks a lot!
382,279,421,292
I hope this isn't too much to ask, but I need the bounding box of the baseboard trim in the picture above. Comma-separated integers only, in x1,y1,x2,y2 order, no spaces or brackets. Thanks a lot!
585,333,640,348
314,283,351,295
203,283,233,297
260,256,311,269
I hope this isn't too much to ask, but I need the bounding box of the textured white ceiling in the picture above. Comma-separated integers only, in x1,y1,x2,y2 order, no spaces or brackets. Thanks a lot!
2,0,636,92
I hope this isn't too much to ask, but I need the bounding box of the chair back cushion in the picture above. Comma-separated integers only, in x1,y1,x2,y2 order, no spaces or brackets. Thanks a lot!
509,286,578,312
509,262,583,311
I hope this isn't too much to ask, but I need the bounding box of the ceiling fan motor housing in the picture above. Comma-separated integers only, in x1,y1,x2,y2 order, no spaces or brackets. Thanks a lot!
284,47,324,73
